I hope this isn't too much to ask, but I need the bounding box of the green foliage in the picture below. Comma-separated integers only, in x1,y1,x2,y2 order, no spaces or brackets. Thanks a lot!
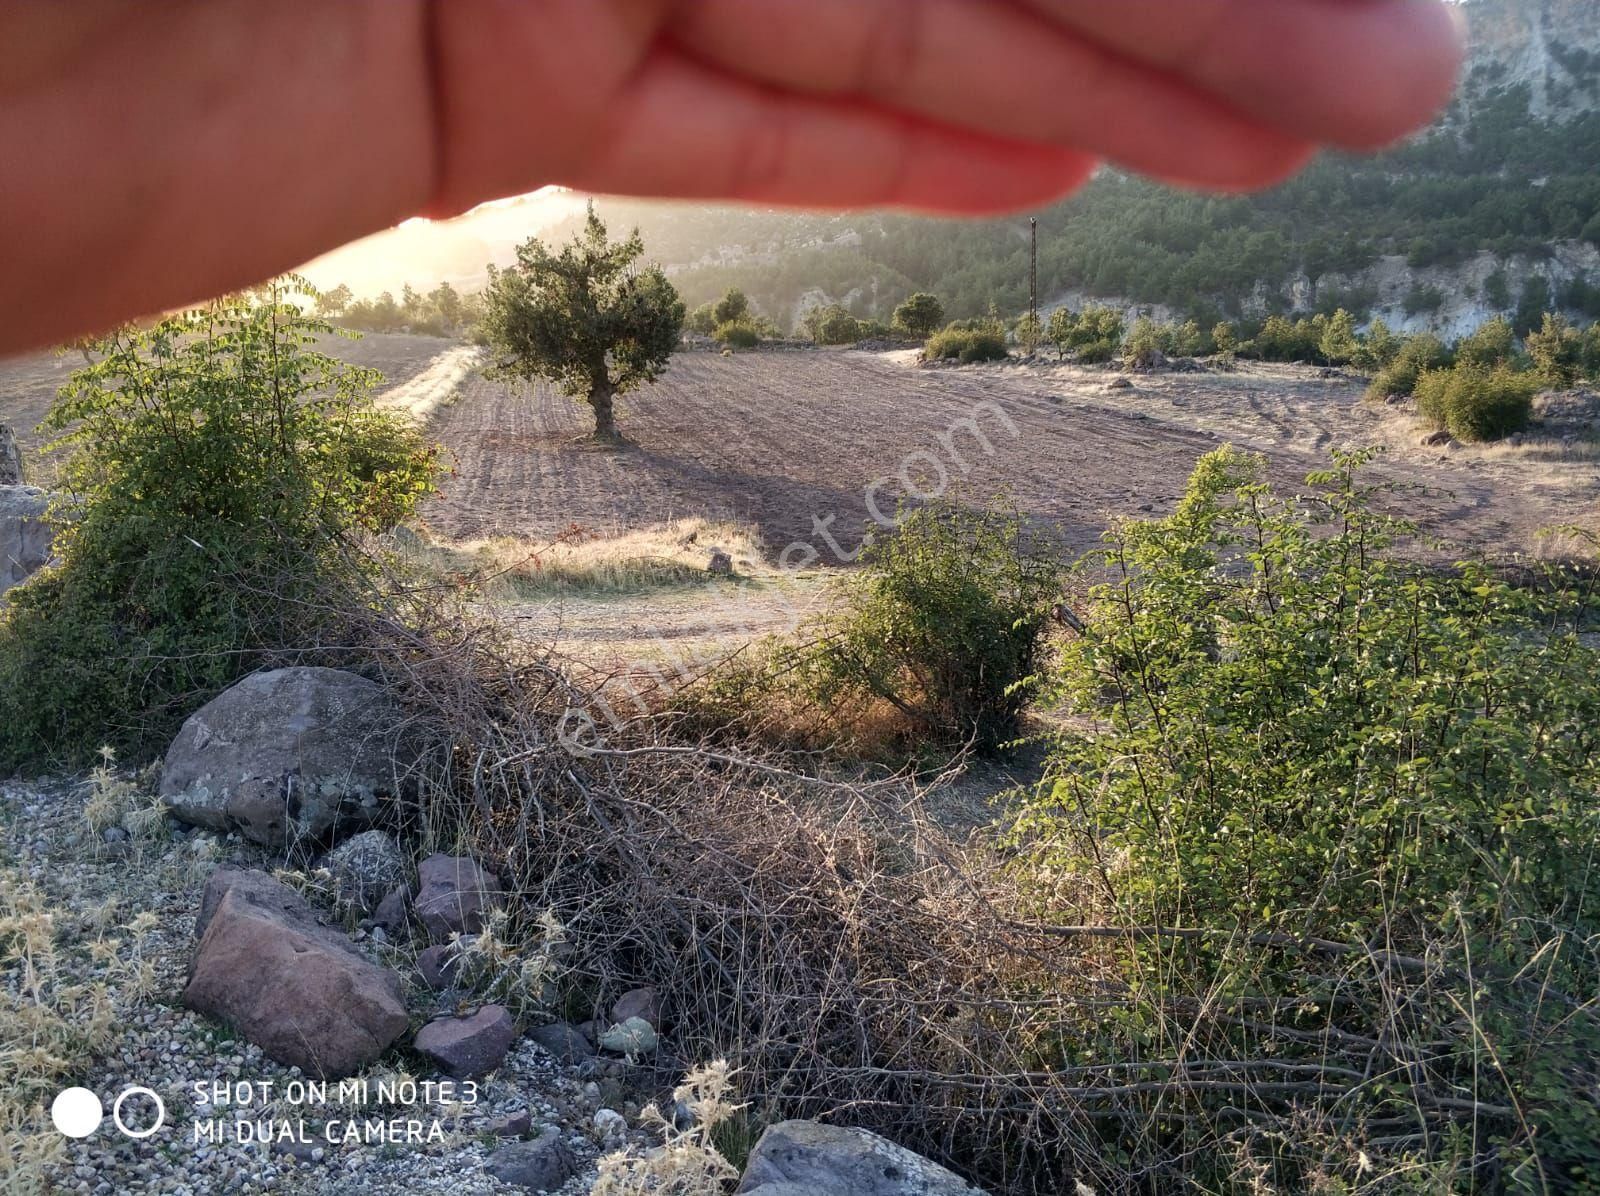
0,282,439,769
1366,332,1452,398
1049,305,1124,364
337,281,475,338
481,203,685,438
1316,308,1359,364
806,503,1059,753
1011,448,1600,1183
802,304,863,346
1012,312,1042,355
686,303,718,335
712,289,750,327
1123,317,1175,363
712,320,760,350
1483,267,1513,310
1515,275,1555,336
1352,316,1399,370
891,292,944,340
1455,313,1516,368
1526,311,1585,386
1414,363,1537,441
923,326,1008,364
1404,283,1448,317
1210,321,1237,357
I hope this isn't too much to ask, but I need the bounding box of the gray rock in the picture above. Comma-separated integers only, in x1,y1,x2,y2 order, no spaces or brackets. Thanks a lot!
529,1021,595,1063
707,549,734,576
371,884,412,936
414,1005,517,1079
735,1121,987,1196
484,1128,577,1191
316,830,407,917
610,986,661,1029
160,667,411,851
1106,376,1133,391
183,868,408,1078
414,854,503,941
0,485,54,596
597,1017,657,1055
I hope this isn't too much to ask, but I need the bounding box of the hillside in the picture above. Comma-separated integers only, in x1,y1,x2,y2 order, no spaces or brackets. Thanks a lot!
553,0,1600,336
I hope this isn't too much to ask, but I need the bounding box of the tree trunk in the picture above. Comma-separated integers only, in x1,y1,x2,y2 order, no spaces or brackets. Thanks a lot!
587,380,617,440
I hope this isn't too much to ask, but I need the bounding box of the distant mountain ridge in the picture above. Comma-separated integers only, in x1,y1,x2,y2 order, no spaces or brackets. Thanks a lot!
1463,0,1600,120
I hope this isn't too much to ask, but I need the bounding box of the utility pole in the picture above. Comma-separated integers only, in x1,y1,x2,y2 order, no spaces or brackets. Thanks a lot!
1028,217,1039,356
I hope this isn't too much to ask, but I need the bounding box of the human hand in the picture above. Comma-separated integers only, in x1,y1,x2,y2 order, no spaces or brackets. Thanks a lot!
0,0,1464,355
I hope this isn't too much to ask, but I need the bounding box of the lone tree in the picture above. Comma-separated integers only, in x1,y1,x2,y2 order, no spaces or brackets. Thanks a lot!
893,292,944,340
481,205,684,440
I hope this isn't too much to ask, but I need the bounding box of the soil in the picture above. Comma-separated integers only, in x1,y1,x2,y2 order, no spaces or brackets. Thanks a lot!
422,350,1600,563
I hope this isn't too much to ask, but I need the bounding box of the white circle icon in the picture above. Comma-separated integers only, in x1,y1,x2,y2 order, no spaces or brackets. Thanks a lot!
51,1088,103,1138
112,1086,166,1139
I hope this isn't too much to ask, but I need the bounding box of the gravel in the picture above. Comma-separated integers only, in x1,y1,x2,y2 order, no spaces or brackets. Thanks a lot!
2,777,654,1195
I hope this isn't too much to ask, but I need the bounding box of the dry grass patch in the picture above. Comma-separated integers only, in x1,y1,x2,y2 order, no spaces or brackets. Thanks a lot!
398,517,767,599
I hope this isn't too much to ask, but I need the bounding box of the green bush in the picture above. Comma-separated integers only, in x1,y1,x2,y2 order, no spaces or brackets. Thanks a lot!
923,326,1008,364
805,503,1058,752
802,304,863,346
1366,332,1451,398
712,320,760,349
1011,447,1600,1183
0,281,439,769
1414,362,1537,441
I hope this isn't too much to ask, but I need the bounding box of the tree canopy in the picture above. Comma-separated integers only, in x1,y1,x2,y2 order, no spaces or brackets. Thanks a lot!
481,204,684,439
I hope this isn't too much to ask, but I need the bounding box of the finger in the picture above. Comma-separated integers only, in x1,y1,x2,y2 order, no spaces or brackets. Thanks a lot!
670,0,1314,192
559,50,1099,213
0,0,433,355
1015,0,1466,150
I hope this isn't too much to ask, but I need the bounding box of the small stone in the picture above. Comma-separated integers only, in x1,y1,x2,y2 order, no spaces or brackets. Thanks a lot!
371,885,411,937
593,1108,626,1139
486,1109,533,1138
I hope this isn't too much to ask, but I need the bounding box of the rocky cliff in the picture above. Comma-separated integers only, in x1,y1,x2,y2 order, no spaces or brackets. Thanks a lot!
1463,0,1600,119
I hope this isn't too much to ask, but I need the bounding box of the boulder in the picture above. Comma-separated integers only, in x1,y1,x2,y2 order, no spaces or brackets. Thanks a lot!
414,1005,516,1078
528,1021,594,1063
0,485,53,596
183,868,408,1078
160,667,409,851
485,1128,578,1191
414,854,504,941
735,1121,987,1196
317,830,407,917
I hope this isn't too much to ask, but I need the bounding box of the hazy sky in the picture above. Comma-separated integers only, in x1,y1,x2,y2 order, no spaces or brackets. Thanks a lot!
295,188,585,299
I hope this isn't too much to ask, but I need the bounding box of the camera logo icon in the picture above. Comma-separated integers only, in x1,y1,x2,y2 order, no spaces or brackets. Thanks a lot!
51,1086,166,1139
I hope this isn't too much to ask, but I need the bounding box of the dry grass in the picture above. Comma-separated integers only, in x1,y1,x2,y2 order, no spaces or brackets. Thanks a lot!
0,822,162,1194
396,517,766,600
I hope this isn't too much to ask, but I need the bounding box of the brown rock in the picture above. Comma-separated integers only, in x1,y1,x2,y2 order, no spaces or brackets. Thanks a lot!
414,854,504,941
183,869,408,1078
610,986,661,1029
414,1005,517,1078
416,943,462,990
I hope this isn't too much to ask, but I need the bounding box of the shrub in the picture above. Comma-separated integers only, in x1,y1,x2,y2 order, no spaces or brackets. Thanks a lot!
1366,331,1451,398
1455,313,1517,368
1526,311,1585,386
1414,362,1537,441
802,304,863,346
0,281,439,769
891,292,944,340
1011,447,1600,1184
712,320,760,349
923,326,1008,364
802,502,1057,752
